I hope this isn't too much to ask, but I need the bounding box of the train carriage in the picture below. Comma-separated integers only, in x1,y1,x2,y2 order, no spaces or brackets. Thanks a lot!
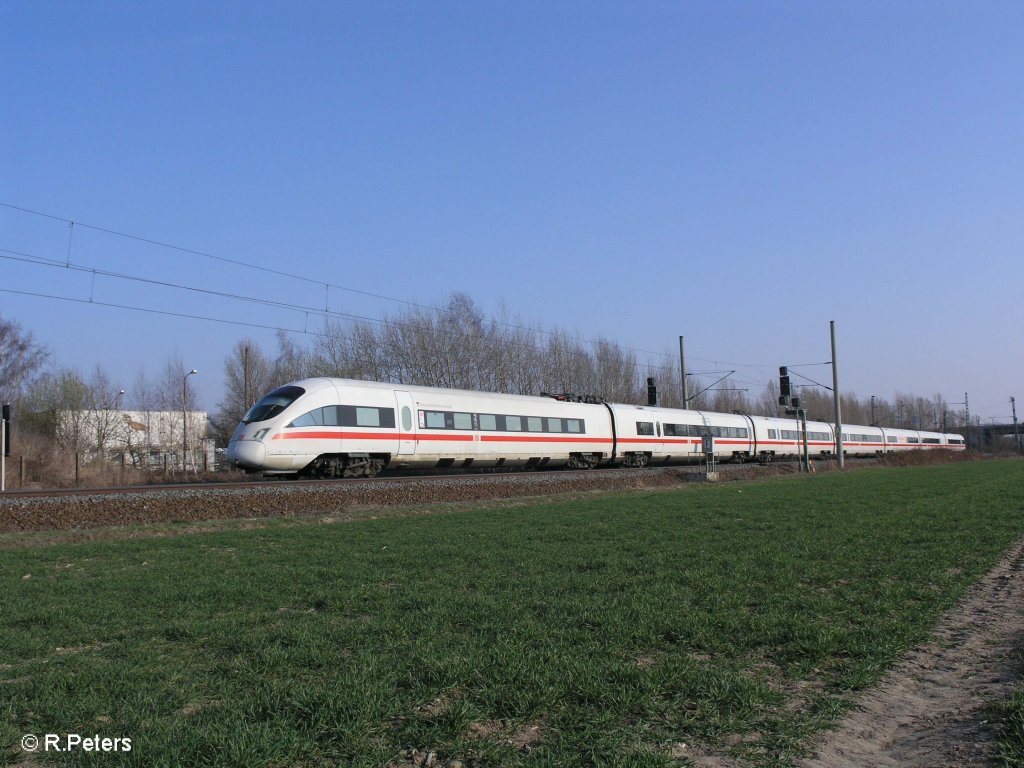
751,416,834,462
880,428,965,453
401,386,610,471
229,378,616,477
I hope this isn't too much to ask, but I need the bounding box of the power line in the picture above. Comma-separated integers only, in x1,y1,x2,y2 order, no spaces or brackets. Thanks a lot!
0,201,417,307
0,202,839,392
1,200,679,362
0,286,316,337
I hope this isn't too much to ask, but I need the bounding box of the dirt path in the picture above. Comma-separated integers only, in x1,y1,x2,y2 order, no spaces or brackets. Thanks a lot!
801,535,1024,767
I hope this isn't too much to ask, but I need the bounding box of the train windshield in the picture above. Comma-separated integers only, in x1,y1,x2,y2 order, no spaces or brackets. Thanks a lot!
242,385,306,424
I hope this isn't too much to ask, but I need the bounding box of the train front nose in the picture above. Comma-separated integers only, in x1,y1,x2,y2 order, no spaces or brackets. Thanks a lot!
228,435,267,469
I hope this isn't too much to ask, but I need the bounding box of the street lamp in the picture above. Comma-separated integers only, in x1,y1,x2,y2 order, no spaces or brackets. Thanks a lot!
183,369,197,470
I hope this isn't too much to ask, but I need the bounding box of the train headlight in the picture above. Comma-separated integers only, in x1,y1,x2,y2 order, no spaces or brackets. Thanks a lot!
253,428,270,441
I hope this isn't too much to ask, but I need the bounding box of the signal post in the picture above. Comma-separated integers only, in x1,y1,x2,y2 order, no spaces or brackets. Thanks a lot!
779,367,811,473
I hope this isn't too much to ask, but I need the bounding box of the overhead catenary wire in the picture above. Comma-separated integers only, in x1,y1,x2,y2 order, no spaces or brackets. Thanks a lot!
1,247,696,379
0,201,678,360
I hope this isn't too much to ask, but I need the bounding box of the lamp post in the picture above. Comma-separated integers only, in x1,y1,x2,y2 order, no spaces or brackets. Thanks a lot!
183,369,197,470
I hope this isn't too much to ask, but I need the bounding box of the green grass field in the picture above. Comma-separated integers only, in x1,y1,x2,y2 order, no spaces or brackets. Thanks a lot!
3,460,1024,767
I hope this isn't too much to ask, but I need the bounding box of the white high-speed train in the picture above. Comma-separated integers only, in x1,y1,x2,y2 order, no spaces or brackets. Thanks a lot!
227,378,966,477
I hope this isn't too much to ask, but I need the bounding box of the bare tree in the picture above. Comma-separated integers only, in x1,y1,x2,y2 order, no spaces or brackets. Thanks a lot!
87,366,127,458
19,366,123,456
211,339,272,445
710,376,751,414
271,331,312,385
0,314,48,404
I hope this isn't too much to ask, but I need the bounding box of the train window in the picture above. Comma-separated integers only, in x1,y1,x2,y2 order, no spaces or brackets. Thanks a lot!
844,433,880,443
636,422,655,436
289,408,325,427
453,413,472,430
527,417,543,432
336,405,395,428
505,416,522,431
243,385,306,424
402,406,412,431
479,414,497,431
567,419,582,433
547,418,563,433
768,429,777,439
356,407,381,427
424,411,446,429
923,438,941,444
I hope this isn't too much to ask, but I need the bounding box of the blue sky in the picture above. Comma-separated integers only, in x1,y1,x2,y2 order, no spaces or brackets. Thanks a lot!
2,1,1021,423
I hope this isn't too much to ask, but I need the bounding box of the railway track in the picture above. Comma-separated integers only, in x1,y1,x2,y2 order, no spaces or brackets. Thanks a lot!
0,464,753,500
0,465,768,534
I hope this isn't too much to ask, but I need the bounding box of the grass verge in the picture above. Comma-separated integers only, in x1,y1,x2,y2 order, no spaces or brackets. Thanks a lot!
2,460,1023,767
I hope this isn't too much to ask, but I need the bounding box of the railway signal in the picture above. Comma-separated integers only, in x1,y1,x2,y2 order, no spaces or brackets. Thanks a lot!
2,403,9,457
776,371,810,472
778,366,791,407
1,403,9,492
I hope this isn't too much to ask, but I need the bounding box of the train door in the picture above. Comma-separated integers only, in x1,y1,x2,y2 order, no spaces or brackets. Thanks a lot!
695,413,711,458
395,390,416,455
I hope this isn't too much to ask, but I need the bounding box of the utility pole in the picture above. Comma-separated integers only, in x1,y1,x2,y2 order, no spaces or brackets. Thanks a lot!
871,395,876,426
1013,396,1021,454
679,336,688,408
831,320,844,468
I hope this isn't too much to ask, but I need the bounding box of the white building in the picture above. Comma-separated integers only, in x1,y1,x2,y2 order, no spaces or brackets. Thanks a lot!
57,409,215,470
